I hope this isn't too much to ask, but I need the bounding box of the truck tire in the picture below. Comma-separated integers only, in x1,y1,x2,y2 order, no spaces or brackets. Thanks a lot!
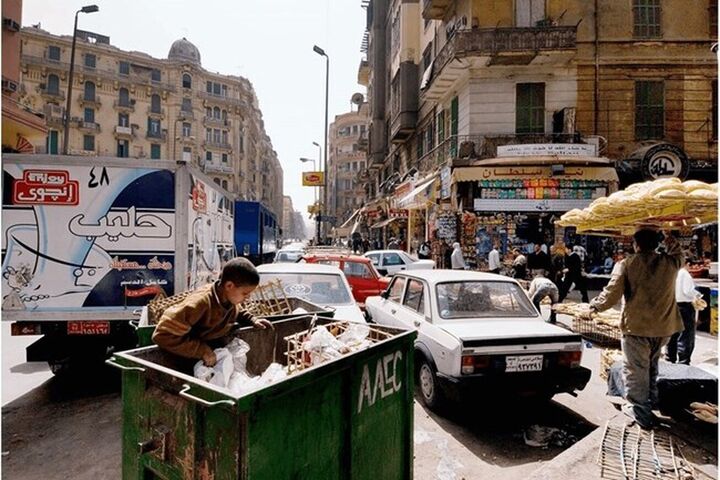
417,358,443,411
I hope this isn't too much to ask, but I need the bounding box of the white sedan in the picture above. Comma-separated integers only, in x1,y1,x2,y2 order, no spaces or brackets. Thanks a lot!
365,270,590,409
363,250,435,276
256,263,366,323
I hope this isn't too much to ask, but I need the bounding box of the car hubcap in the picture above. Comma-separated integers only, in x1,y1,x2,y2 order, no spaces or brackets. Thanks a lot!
419,364,434,400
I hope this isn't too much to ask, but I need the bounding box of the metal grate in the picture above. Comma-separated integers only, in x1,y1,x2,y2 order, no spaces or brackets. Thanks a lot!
243,279,293,317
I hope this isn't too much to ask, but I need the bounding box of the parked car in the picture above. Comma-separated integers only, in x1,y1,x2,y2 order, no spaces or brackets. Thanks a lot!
274,247,304,263
301,253,390,307
256,263,366,323
363,250,435,276
365,270,590,409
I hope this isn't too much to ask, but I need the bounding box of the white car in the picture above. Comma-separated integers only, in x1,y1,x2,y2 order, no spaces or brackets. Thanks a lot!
256,263,366,323
363,250,435,276
274,247,304,263
365,270,590,409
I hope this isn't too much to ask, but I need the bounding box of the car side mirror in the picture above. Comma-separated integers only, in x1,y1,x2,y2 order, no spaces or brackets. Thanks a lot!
380,290,389,300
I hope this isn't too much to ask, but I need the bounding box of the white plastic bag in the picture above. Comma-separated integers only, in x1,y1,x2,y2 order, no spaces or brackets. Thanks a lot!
193,362,214,383
208,348,234,389
225,338,251,372
337,323,370,348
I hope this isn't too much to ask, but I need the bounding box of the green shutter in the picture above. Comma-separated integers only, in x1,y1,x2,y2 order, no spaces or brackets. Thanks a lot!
516,83,545,134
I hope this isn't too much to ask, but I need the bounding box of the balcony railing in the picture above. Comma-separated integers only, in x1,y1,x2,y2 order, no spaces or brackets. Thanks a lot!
40,88,65,101
203,116,231,128
146,131,167,141
114,125,134,137
202,163,234,174
113,100,135,112
77,121,101,132
77,94,101,107
416,133,587,174
199,91,248,108
203,140,232,151
147,107,165,118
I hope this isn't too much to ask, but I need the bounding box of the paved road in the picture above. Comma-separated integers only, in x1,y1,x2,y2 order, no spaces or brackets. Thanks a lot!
2,309,717,479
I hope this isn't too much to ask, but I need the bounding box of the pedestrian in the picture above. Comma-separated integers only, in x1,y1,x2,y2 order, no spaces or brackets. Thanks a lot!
488,242,501,274
585,229,683,429
362,237,370,253
550,244,566,290
418,240,431,260
152,257,274,366
666,258,700,364
528,273,559,323
528,243,551,277
451,242,466,270
559,245,589,303
511,248,527,279
442,240,452,269
387,237,400,250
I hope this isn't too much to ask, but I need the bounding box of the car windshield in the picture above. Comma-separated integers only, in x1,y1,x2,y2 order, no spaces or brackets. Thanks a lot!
276,251,302,262
435,281,537,319
258,272,353,306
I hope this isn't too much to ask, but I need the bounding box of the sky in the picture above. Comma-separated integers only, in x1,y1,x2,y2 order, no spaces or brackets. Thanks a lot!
22,0,367,234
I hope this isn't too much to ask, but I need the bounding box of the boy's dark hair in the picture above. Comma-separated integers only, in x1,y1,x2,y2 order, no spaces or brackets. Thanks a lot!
220,257,259,286
633,229,659,252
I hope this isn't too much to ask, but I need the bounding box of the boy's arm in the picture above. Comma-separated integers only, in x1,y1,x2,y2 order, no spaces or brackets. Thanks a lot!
590,261,626,313
237,307,274,329
152,301,212,360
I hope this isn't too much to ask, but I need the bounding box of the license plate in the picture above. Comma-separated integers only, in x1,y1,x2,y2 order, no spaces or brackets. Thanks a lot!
67,321,110,335
505,354,543,372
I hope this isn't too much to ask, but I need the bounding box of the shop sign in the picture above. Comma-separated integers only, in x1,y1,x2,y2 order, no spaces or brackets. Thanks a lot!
302,171,325,186
393,180,413,199
389,208,409,218
440,166,451,199
365,209,381,218
496,143,598,157
13,169,80,206
473,198,594,212
639,144,690,180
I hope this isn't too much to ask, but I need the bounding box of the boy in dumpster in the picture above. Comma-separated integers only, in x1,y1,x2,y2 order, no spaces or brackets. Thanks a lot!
153,257,273,367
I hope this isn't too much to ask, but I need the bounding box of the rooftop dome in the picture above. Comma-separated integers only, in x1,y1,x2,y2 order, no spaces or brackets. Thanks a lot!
168,37,201,66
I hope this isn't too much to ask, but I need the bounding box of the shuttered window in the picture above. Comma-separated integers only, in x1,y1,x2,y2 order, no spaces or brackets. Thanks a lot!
635,81,664,140
516,83,545,134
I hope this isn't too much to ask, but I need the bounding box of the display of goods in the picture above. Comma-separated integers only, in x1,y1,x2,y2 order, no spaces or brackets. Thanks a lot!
556,178,718,236
553,303,622,348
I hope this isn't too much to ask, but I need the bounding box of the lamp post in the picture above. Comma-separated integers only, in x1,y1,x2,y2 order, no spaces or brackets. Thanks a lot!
62,4,99,155
300,156,320,244
313,45,329,244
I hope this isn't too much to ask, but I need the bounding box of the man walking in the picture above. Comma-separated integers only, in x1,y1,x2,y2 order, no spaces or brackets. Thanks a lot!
488,242,501,274
586,229,683,429
666,259,700,364
559,245,589,303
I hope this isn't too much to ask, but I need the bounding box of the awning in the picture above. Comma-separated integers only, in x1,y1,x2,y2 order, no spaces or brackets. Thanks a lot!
396,175,438,209
338,208,362,229
370,217,404,229
453,164,619,183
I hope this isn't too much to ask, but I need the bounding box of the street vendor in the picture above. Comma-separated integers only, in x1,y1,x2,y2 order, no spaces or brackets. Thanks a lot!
152,257,273,367
584,229,683,429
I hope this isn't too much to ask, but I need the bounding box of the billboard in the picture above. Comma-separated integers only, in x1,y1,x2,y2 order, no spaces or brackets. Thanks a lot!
302,171,325,186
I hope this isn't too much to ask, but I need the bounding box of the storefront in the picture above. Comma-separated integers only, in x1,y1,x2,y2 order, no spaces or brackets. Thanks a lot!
393,173,438,254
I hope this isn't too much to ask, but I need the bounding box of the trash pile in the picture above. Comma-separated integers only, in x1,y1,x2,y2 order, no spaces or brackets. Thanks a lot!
523,425,577,448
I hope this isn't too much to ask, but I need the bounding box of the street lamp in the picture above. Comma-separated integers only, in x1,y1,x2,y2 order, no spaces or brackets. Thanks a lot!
300,156,320,243
313,45,329,243
62,4,99,155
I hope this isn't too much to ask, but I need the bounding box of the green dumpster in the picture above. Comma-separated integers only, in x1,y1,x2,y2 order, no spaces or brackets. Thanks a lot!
108,316,416,480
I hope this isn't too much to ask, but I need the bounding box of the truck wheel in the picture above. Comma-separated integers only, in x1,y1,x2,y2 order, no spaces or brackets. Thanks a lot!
417,359,443,410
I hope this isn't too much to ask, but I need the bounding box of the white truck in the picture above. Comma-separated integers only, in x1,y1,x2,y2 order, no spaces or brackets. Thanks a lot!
2,154,236,374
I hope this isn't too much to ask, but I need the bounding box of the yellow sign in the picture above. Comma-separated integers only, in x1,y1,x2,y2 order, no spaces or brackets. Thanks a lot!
302,171,325,186
307,204,322,214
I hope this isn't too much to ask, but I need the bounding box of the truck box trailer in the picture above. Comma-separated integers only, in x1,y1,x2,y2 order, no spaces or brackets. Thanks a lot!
1,154,236,373
234,200,279,265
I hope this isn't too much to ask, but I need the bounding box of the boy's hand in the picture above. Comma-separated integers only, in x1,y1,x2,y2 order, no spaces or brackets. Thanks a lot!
202,350,217,367
252,318,274,330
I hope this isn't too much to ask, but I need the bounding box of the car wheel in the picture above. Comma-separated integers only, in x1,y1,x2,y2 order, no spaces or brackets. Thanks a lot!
417,359,443,410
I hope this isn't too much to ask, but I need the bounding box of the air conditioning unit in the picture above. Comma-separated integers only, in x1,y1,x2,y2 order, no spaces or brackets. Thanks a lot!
3,17,20,32
2,78,18,93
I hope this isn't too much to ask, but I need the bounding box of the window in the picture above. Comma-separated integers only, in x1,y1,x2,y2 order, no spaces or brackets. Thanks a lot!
119,61,129,76
117,140,129,158
213,129,221,143
635,81,664,140
383,253,404,266
713,80,718,140
83,135,95,151
181,98,192,112
83,81,96,101
221,180,228,190
206,107,212,118
84,108,95,123
151,144,161,159
213,178,221,185
213,106,221,119
222,109,228,121
711,1,718,39
343,262,374,279
436,281,537,319
84,53,96,68
221,153,228,163
422,42,433,72
403,279,425,315
182,122,191,137
206,151,213,162
221,130,228,144
238,130,244,153
206,128,212,142
207,81,227,97
387,277,406,303
515,0,545,27
151,69,161,83
46,74,60,95
150,94,161,113
147,118,161,137
47,45,61,61
118,88,130,106
118,113,129,127
633,0,661,38
182,73,192,89
516,83,545,134
182,146,191,161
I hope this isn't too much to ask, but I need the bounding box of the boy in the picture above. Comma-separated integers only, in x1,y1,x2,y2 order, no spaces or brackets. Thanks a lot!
152,257,273,367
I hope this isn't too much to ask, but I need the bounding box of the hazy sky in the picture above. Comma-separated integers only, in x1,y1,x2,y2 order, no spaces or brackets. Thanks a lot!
22,0,367,231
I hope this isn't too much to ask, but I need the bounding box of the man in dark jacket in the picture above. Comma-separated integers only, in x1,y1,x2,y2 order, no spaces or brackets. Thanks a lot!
528,243,551,276
559,245,589,303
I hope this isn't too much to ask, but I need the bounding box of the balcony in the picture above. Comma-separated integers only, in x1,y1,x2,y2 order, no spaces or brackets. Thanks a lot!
423,26,577,100
357,58,370,87
39,87,65,102
147,107,165,119
113,99,135,113
357,131,369,152
146,130,167,141
114,125,135,139
77,94,102,108
178,109,194,121
389,62,419,143
199,91,248,109
422,0,453,20
77,121,101,133
203,140,232,151
43,104,65,128
202,162,234,175
203,116,231,128
415,133,587,173
21,54,69,73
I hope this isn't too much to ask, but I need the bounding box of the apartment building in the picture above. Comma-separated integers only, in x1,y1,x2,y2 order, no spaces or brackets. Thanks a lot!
327,102,370,227
17,26,284,218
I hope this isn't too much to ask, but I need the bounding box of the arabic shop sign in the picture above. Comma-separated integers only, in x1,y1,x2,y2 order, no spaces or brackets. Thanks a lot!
639,143,690,180
496,143,598,157
454,166,619,183
473,198,595,212
13,169,80,205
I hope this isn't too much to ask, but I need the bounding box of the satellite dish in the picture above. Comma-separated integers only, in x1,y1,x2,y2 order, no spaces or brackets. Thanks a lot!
351,93,364,105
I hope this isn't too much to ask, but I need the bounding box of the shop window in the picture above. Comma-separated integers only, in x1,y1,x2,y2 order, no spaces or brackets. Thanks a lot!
151,144,161,159
47,74,60,95
83,135,95,151
633,0,662,38
182,73,192,89
516,83,545,134
635,81,664,140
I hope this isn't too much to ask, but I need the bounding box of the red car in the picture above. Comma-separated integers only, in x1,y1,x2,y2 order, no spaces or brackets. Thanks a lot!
301,254,390,307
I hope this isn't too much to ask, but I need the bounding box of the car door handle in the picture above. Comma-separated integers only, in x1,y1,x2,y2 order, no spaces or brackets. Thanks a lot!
413,320,421,327
390,309,397,315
